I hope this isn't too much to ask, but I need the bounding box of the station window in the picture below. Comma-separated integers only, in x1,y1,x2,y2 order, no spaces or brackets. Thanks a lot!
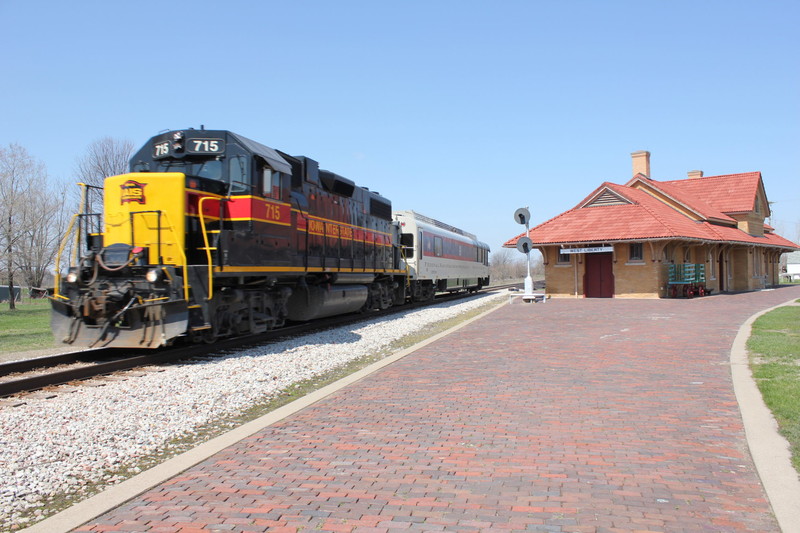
629,242,643,262
557,250,571,264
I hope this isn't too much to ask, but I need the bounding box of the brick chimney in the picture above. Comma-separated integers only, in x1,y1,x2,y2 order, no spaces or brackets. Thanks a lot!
687,170,704,179
631,150,650,178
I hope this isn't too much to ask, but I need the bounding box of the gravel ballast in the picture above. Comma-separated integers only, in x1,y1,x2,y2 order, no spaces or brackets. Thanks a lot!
0,293,505,530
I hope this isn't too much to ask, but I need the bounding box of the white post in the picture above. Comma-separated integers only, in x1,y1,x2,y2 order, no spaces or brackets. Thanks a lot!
513,207,543,303
523,225,533,298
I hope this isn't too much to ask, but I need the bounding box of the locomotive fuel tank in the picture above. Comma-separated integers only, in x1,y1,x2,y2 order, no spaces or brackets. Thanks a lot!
286,284,368,321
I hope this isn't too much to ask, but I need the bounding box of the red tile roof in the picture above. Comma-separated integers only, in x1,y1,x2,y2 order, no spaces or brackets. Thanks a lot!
627,176,736,224
660,172,762,214
505,172,798,251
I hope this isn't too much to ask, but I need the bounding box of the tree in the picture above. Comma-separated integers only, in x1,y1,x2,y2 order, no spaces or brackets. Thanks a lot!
15,178,71,290
75,136,135,187
0,144,48,309
490,247,544,283
490,248,521,281
73,136,134,222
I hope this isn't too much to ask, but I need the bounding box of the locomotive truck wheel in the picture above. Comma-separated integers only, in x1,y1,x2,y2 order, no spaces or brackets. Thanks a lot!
203,328,218,344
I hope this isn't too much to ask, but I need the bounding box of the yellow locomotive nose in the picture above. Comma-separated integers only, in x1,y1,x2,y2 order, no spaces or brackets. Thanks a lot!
103,172,187,267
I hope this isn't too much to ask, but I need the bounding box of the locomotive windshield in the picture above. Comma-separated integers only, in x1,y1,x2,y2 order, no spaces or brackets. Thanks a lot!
132,159,225,180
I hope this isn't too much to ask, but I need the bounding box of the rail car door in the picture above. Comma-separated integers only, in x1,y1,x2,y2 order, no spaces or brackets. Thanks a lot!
584,252,614,298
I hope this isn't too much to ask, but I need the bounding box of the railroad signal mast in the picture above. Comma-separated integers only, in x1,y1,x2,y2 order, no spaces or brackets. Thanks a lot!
513,207,545,303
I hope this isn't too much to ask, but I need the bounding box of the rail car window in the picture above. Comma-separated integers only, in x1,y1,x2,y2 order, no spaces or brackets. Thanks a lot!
434,236,443,257
229,156,250,194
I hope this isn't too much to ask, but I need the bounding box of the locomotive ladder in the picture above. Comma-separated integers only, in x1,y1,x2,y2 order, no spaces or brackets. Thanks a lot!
197,196,219,301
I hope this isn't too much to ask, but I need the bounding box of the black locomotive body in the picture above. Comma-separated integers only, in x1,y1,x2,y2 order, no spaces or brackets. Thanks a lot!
52,129,408,348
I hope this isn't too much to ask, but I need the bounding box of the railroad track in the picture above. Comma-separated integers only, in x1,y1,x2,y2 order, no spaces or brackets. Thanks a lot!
0,288,514,399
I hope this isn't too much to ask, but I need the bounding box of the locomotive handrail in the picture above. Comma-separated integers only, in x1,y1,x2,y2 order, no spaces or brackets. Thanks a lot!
129,210,163,264
399,245,411,292
290,195,311,270
53,182,103,298
197,196,217,300
159,211,190,302
53,213,80,298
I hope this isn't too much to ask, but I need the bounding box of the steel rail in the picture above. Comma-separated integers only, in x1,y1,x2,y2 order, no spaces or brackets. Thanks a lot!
0,349,113,378
0,288,512,398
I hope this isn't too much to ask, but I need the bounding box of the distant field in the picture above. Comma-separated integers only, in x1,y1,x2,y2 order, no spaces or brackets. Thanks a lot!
0,300,56,353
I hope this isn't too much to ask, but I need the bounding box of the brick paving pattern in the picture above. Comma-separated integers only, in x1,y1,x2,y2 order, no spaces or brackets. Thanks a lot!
76,287,800,532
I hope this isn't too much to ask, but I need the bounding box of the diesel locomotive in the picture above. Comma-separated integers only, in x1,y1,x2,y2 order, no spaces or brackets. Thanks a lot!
51,129,490,348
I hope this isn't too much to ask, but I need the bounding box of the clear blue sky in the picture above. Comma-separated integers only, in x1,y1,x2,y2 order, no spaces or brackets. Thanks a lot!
2,0,798,254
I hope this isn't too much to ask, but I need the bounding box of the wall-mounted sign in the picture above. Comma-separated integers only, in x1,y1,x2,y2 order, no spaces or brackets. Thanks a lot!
560,246,613,254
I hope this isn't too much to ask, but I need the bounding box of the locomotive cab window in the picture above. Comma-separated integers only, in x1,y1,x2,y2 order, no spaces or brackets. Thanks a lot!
261,167,283,200
229,155,251,194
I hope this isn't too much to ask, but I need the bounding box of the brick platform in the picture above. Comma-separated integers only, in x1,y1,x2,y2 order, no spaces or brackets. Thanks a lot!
76,287,800,532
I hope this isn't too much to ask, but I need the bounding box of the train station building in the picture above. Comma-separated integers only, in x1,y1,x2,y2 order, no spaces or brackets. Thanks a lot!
505,151,799,298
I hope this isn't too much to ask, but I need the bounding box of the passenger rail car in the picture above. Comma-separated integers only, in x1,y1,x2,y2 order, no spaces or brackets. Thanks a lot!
395,211,490,301
51,129,489,348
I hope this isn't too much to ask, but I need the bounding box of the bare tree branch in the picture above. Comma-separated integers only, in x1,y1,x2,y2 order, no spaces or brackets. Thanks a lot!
72,137,134,218
0,143,48,309
74,136,135,187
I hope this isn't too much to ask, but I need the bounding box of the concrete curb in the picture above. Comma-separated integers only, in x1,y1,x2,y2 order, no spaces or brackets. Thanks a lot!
21,299,508,533
730,298,800,533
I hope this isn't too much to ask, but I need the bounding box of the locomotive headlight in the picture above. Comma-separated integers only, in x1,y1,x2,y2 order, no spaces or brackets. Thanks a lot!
65,269,79,284
145,268,162,283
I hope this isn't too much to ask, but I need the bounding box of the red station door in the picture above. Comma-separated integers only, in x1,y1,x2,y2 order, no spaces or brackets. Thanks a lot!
584,252,614,298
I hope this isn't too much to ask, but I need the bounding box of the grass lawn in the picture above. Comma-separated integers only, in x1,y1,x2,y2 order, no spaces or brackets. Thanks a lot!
0,299,56,353
747,304,800,472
